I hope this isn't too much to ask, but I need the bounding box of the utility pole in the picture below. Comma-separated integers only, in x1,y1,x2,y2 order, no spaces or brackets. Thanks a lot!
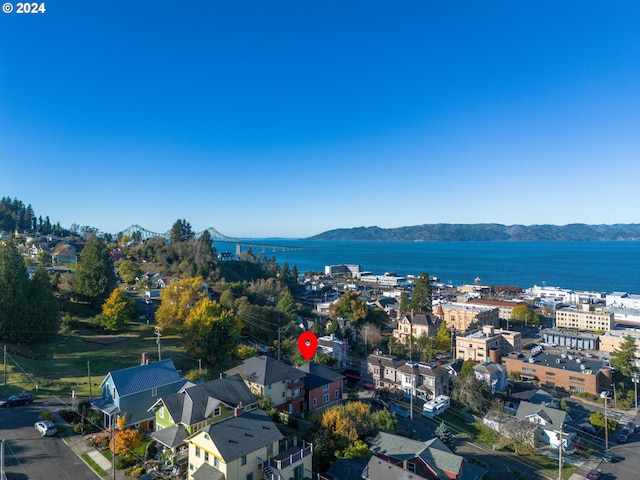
88,360,92,401
604,393,609,451
364,326,369,358
111,413,116,480
634,371,639,414
277,326,284,361
557,425,563,480
155,327,162,361
3,345,6,385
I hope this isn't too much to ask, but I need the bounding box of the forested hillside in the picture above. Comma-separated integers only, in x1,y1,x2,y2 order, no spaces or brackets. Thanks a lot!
308,223,640,241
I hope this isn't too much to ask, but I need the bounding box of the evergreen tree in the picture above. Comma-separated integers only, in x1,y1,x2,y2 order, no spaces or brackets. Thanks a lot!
169,219,194,243
611,335,638,378
195,229,216,278
73,238,117,308
276,288,296,321
0,239,30,341
435,420,456,452
27,264,59,341
410,272,432,313
399,292,409,313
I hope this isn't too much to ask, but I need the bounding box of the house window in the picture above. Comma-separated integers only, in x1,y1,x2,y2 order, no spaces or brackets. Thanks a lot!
241,455,247,465
293,464,304,480
407,462,416,473
195,446,201,458
335,390,340,399
151,387,157,397
282,391,286,398
323,384,330,391
246,474,254,480
214,456,219,468
159,407,164,419
323,394,329,403
313,398,317,407
204,451,209,463
214,407,221,416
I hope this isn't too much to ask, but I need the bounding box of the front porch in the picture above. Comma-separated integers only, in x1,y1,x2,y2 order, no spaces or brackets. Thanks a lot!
258,437,313,480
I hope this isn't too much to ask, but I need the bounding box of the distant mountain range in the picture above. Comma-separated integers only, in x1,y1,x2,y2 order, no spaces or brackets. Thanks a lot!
307,223,640,242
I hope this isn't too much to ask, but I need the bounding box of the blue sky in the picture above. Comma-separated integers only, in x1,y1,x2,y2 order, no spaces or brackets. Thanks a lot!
1,1,639,238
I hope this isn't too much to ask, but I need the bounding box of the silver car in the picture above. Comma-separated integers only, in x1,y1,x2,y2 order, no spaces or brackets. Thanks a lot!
34,420,57,437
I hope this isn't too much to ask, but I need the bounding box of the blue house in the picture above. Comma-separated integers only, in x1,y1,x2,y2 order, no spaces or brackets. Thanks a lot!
91,357,187,430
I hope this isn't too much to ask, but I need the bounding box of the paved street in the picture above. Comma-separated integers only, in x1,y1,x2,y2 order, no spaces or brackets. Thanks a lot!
0,399,96,480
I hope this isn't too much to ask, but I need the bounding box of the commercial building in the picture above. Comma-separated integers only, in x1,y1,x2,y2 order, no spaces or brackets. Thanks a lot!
555,304,614,332
455,325,521,362
503,351,612,397
607,292,640,310
541,328,599,350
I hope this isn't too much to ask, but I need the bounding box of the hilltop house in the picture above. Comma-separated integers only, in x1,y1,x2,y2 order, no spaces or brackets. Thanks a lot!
91,356,186,430
224,356,306,413
296,362,344,412
186,409,313,480
393,311,437,344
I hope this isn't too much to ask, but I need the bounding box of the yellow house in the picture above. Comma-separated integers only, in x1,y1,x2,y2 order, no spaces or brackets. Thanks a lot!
187,408,312,480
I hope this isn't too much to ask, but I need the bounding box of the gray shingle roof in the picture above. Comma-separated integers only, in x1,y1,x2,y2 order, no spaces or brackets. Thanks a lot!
199,409,283,462
191,462,224,480
368,432,485,479
296,362,344,391
515,400,568,429
224,356,306,386
106,359,182,397
154,374,256,427
150,424,189,449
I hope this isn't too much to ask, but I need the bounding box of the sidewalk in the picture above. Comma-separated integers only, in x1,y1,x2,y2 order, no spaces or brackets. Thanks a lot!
567,456,602,480
49,406,127,480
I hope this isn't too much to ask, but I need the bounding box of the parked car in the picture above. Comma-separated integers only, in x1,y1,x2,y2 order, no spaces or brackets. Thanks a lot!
34,420,57,437
602,450,613,462
585,468,602,480
573,440,587,451
389,402,411,418
580,424,597,435
0,393,34,407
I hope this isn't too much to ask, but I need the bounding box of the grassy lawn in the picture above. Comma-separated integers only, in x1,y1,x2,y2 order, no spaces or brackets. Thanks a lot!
81,453,108,477
0,318,195,399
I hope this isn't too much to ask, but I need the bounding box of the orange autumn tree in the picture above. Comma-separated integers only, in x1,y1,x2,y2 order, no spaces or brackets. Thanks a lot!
112,414,142,455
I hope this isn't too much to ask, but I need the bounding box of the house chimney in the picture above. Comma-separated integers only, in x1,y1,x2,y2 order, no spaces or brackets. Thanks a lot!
141,352,149,365
411,309,414,318
234,402,244,417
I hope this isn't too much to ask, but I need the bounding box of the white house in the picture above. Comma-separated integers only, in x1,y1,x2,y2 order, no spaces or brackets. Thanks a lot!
515,401,573,448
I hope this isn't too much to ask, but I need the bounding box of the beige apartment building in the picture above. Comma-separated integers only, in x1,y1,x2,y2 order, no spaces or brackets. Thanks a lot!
435,302,500,333
467,298,528,320
456,325,522,362
555,304,614,332
599,330,640,358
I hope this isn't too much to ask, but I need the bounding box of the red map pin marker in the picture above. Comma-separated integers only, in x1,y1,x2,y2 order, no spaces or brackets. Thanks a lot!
297,332,318,361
